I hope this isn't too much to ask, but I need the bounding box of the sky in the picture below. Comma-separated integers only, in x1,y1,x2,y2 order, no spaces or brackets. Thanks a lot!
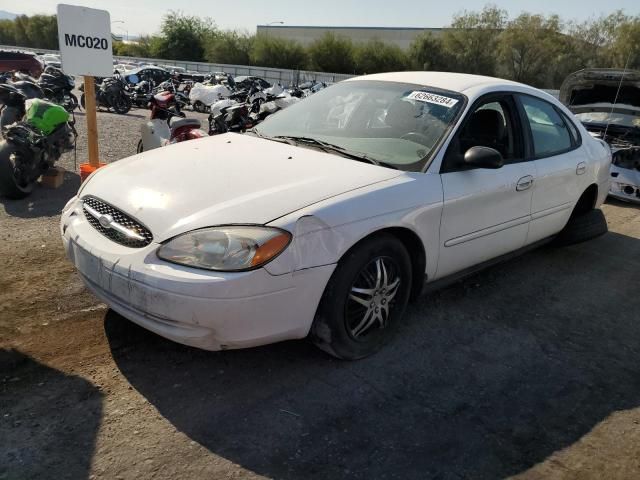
4,0,640,37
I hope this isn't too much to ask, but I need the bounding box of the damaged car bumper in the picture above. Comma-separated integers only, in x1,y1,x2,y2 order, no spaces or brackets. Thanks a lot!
60,198,335,351
610,165,640,203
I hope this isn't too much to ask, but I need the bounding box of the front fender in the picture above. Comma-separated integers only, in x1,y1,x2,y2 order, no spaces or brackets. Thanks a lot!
265,173,443,279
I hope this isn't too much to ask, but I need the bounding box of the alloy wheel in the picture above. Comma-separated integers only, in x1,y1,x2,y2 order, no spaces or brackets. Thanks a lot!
346,257,401,339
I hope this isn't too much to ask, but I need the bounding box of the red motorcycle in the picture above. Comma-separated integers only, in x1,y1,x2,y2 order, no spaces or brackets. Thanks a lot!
137,91,207,153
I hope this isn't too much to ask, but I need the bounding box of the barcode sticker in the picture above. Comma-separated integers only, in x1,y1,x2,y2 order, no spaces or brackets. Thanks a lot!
407,91,459,108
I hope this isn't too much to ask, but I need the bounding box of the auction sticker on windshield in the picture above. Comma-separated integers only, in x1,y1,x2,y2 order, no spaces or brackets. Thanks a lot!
57,4,113,77
407,91,459,108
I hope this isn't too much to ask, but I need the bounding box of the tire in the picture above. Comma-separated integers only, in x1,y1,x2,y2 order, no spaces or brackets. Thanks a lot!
193,101,206,113
310,233,412,360
0,142,35,199
112,94,131,115
554,208,608,246
136,139,144,153
80,93,86,110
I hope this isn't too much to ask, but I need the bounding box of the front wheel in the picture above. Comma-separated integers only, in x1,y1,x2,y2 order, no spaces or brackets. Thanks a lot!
193,101,207,113
310,234,412,360
80,93,86,110
0,142,35,199
136,139,144,153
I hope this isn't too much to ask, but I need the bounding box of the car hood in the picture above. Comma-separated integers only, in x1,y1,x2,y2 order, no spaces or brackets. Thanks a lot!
81,133,401,242
560,68,640,116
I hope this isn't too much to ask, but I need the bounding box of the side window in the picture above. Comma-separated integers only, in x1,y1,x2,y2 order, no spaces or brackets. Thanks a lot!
519,95,573,157
443,96,522,171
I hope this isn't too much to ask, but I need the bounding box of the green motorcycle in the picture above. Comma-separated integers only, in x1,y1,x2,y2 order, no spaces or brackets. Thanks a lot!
0,97,76,199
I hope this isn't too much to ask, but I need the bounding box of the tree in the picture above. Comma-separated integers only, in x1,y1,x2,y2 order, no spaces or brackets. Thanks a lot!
113,35,159,58
354,39,408,74
0,19,16,45
408,32,451,71
12,15,31,47
442,5,507,76
151,11,213,61
606,17,640,69
205,30,253,65
250,35,307,69
0,14,57,50
26,15,58,50
307,33,356,73
498,13,564,87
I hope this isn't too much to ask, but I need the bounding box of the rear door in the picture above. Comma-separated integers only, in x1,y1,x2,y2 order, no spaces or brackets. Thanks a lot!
516,94,587,243
436,93,536,279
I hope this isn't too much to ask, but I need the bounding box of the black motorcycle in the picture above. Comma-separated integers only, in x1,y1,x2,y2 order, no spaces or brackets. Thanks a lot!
130,79,155,109
38,66,78,113
0,84,76,198
80,74,131,114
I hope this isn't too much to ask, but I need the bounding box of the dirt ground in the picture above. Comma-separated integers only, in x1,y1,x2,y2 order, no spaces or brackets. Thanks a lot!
1,105,640,480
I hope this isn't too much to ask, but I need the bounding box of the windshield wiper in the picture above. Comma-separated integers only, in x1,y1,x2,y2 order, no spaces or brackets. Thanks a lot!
272,135,397,169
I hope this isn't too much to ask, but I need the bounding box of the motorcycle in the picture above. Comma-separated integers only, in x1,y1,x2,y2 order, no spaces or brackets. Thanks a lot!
208,102,253,135
0,91,76,199
38,66,78,113
130,79,155,109
0,79,44,131
80,74,131,114
137,91,207,152
189,82,232,113
250,91,300,124
156,79,190,110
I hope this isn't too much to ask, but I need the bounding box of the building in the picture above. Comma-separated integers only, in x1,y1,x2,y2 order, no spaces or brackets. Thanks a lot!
255,25,448,50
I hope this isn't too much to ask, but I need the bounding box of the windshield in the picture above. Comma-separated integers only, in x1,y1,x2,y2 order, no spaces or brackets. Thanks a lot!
255,80,465,171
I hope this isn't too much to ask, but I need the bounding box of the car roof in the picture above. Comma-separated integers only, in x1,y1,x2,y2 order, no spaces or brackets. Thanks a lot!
347,71,527,94
127,66,167,74
0,49,38,59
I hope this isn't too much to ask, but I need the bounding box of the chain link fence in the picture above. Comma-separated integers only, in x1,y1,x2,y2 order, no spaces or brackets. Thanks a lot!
1,45,354,86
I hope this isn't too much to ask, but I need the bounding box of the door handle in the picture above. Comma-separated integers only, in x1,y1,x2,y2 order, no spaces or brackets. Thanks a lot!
516,175,534,191
576,162,587,175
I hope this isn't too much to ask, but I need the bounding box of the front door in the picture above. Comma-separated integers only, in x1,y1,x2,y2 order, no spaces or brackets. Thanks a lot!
436,94,536,279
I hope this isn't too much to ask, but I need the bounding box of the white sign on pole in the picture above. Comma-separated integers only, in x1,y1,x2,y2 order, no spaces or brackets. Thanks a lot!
56,4,113,77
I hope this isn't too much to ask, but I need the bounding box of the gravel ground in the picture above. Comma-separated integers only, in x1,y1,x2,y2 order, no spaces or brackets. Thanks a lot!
1,105,640,480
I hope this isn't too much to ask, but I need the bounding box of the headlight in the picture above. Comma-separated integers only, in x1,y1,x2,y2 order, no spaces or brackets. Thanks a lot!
157,226,291,271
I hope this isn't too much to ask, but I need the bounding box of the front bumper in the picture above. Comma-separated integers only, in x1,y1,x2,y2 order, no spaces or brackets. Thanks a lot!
61,199,335,351
609,166,640,204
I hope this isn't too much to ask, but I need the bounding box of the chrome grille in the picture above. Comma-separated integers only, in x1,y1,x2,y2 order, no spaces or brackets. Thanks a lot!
82,196,153,248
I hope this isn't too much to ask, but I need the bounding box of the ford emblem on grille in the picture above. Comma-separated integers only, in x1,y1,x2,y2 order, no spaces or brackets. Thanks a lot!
82,196,153,248
98,214,114,229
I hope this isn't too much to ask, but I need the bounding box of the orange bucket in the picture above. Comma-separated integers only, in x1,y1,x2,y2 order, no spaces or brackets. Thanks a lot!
79,162,107,182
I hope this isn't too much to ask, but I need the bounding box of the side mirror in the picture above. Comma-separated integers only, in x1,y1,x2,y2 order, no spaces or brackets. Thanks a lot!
464,146,504,169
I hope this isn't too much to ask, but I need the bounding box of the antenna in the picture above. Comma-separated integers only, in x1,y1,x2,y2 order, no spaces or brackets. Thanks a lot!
603,50,633,140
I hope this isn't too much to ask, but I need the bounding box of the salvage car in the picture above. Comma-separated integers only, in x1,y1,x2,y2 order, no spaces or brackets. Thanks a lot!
0,49,44,77
561,68,640,203
61,72,611,359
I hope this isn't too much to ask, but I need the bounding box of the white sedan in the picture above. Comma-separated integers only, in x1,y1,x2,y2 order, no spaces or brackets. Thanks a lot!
61,72,611,359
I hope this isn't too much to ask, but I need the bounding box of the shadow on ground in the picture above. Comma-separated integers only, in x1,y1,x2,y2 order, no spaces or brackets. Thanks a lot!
0,171,80,218
606,197,640,209
0,349,103,480
105,231,640,480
